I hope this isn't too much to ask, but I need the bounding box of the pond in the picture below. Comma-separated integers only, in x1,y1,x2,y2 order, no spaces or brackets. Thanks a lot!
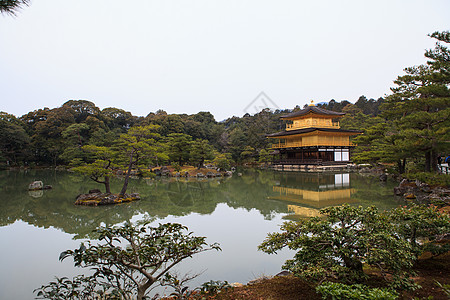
0,169,402,299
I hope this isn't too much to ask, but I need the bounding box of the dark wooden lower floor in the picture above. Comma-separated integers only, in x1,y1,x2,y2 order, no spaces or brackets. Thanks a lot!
272,147,353,165
272,159,349,166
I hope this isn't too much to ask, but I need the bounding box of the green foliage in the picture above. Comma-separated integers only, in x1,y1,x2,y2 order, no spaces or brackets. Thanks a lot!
405,172,450,187
62,100,101,123
36,222,220,300
62,123,91,146
435,281,450,297
317,99,352,112
220,108,288,162
213,153,231,171
316,282,398,300
165,133,192,166
357,31,450,173
101,107,137,132
0,88,397,168
68,157,84,168
26,106,76,166
89,128,119,146
172,162,181,172
34,275,116,300
340,104,385,132
190,139,214,169
390,204,450,256
60,123,92,163
115,125,163,195
258,149,271,164
199,280,232,295
72,145,116,193
160,273,199,300
240,145,256,163
259,204,418,289
0,112,30,166
354,96,385,116
159,274,231,299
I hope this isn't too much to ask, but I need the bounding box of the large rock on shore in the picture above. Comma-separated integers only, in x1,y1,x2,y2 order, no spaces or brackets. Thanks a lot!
394,179,415,196
75,192,140,206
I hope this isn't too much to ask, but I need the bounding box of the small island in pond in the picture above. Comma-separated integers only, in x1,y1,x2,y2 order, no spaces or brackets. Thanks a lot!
75,189,141,206
74,165,232,206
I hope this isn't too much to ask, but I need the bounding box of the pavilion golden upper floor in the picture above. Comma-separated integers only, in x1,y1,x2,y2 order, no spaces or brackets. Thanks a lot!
267,103,361,149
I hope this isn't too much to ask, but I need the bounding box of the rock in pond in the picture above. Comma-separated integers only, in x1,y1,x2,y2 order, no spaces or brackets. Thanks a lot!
75,192,140,206
28,181,53,191
28,181,43,190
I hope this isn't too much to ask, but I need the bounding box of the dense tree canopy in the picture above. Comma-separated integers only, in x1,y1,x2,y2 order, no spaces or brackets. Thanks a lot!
0,112,30,165
0,93,399,169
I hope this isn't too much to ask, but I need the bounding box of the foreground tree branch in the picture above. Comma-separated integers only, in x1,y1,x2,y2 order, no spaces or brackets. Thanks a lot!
35,222,221,300
0,0,30,16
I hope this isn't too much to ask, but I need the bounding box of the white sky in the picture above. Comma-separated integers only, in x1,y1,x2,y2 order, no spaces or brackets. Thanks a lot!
1,0,449,121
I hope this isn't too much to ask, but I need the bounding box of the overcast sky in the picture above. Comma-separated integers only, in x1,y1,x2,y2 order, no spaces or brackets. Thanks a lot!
1,0,449,121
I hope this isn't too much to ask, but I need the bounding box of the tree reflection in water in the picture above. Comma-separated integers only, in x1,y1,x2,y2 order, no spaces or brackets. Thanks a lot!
0,168,403,299
0,169,400,239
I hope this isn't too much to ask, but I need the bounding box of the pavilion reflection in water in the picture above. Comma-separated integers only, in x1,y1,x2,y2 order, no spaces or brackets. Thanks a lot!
269,173,357,219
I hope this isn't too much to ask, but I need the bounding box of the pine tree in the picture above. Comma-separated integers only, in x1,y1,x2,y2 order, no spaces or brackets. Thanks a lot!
356,31,450,173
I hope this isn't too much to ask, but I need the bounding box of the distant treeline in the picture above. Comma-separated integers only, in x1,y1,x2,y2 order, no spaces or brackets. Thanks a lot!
0,95,380,167
317,95,385,116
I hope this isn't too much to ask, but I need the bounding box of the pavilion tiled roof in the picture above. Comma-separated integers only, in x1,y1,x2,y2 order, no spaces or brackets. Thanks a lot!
280,106,345,119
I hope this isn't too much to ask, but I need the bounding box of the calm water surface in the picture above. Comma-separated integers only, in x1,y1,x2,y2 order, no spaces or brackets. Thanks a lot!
0,169,402,299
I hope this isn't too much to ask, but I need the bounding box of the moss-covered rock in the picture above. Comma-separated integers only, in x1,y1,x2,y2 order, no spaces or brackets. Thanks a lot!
75,192,140,206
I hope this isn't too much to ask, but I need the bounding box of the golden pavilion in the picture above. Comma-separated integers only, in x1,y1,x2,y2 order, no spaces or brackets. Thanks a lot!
267,101,360,165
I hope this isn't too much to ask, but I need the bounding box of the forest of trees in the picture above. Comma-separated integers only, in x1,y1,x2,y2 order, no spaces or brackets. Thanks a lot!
0,31,448,175
0,96,383,169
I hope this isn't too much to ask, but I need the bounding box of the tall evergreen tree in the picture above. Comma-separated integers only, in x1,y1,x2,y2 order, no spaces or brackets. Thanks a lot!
165,133,192,166
356,31,450,172
115,125,162,196
190,139,214,169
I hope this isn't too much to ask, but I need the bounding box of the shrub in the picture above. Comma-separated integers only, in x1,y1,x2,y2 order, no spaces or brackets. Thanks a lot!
405,172,450,187
199,280,232,295
389,204,450,257
213,153,231,171
259,205,417,289
316,282,398,300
